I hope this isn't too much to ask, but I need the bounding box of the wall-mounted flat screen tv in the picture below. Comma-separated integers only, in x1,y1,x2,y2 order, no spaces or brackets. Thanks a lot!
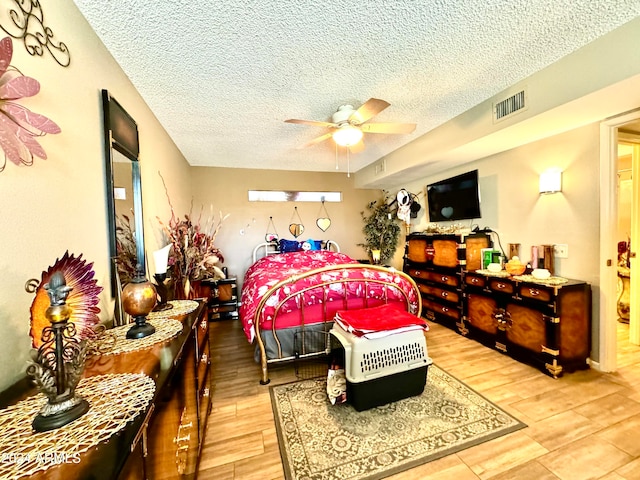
426,169,481,222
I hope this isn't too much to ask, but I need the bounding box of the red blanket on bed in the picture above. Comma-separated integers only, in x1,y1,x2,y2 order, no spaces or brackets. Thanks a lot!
239,251,419,342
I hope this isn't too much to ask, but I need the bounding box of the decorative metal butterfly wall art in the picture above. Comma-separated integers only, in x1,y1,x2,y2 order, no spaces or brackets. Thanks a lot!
0,36,60,172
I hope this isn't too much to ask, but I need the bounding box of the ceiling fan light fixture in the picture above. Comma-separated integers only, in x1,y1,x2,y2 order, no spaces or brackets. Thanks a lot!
332,125,363,147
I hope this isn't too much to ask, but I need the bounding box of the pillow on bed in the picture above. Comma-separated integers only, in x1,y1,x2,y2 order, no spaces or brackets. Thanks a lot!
279,239,301,252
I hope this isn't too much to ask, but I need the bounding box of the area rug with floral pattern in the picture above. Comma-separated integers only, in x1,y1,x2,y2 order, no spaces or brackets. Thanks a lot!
269,364,526,480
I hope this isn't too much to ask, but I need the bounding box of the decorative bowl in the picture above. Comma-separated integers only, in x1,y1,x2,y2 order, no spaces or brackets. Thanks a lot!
532,268,551,280
487,263,502,273
505,262,526,275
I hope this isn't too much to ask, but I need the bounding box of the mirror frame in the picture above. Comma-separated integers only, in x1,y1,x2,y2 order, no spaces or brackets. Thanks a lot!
102,89,145,295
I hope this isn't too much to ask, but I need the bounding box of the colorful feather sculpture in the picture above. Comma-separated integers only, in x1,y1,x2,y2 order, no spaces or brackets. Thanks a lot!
0,36,60,171
29,252,103,349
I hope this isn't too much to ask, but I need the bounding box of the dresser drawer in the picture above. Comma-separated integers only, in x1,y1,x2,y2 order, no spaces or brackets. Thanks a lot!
422,298,460,320
519,284,553,303
196,314,209,353
198,369,212,443
488,278,515,295
407,268,459,288
407,237,430,263
197,341,210,392
417,283,459,303
432,239,459,268
464,274,486,288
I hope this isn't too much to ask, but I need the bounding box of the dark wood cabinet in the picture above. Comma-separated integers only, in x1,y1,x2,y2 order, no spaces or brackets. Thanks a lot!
0,301,211,480
123,304,212,479
405,233,592,377
204,277,238,320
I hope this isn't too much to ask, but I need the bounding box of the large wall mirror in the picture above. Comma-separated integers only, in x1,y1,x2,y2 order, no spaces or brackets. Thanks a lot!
102,89,145,295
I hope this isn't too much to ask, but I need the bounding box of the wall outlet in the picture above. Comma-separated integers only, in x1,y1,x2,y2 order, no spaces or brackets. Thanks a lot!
554,244,569,258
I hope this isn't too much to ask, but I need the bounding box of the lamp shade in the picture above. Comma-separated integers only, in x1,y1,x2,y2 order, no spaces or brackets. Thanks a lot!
539,170,562,194
153,244,171,275
332,125,363,147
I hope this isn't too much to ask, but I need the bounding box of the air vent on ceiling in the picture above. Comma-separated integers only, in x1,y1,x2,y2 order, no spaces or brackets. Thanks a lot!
493,88,527,123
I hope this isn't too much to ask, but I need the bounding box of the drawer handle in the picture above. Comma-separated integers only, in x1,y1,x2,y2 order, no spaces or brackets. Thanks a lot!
529,289,540,296
496,283,506,289
441,307,449,313
201,353,208,364
441,292,448,298
174,433,190,444
471,278,479,284
203,387,210,398
441,276,449,282
200,319,207,330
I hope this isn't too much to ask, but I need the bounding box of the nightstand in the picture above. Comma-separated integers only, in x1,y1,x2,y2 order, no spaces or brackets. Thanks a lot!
207,277,238,321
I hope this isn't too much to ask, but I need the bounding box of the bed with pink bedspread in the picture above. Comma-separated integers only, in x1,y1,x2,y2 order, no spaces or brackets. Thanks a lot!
239,250,421,384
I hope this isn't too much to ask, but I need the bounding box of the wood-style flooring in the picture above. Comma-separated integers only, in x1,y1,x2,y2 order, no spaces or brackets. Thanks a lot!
199,319,640,480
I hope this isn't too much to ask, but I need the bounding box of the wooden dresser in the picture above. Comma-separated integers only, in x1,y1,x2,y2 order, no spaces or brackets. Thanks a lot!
464,272,591,377
0,301,211,480
404,233,592,377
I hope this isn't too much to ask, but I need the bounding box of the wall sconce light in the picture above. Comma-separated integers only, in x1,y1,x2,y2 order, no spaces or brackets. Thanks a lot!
539,169,562,194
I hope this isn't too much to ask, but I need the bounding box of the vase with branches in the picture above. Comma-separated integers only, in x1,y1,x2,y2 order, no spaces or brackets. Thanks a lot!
358,191,401,264
156,174,229,298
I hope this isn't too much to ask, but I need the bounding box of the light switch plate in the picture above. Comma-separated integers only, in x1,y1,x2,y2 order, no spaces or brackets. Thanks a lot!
554,244,569,258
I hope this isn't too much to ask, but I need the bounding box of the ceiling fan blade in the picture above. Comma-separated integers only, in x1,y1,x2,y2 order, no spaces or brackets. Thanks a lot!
360,122,416,134
348,140,365,154
285,118,336,128
350,98,390,124
302,132,333,148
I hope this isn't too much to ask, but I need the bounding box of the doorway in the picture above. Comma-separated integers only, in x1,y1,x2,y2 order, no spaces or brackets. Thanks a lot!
616,134,640,367
600,110,640,373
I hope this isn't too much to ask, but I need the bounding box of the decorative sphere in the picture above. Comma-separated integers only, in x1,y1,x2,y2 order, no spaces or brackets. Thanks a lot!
122,279,157,317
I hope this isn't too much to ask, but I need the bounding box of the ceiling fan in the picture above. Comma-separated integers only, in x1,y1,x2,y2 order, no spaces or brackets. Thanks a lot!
285,98,416,152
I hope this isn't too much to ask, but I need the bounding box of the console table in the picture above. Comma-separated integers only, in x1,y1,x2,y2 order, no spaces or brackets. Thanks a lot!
0,300,210,480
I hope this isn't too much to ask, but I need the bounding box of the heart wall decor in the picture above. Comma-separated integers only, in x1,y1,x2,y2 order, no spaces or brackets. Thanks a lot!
316,218,331,232
316,200,331,232
289,223,304,237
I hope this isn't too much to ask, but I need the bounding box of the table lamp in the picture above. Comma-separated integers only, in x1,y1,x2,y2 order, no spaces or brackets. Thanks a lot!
153,244,174,310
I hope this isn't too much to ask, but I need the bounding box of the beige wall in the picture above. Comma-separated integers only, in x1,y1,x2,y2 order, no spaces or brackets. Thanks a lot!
0,1,193,390
189,167,379,287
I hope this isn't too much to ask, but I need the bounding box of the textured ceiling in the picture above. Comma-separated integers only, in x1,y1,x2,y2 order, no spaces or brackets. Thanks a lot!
73,0,640,174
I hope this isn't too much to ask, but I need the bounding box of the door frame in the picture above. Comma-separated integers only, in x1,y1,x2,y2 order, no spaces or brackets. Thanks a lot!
599,108,640,372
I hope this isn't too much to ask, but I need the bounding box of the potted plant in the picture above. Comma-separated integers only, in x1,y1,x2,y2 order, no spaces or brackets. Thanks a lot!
358,191,401,264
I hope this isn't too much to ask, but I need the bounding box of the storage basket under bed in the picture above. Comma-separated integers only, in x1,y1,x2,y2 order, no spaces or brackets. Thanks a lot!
330,323,432,411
